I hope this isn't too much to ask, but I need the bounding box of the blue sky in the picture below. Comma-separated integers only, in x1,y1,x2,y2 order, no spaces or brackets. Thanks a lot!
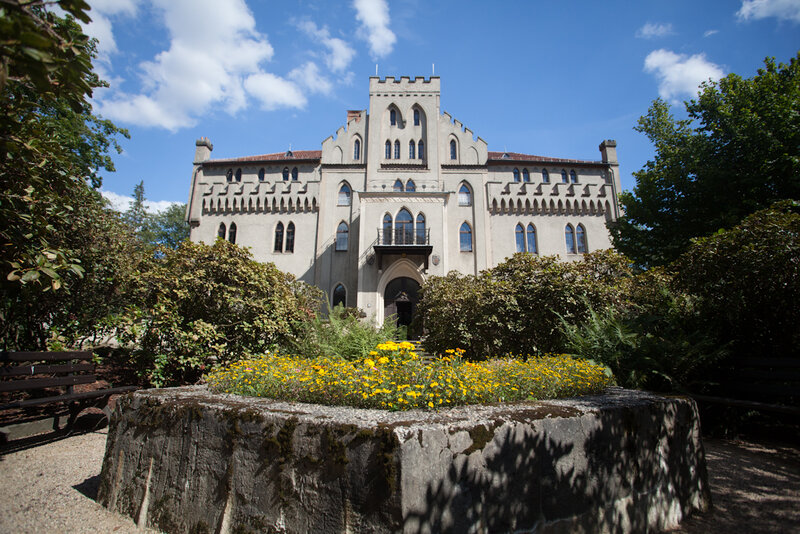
72,0,800,212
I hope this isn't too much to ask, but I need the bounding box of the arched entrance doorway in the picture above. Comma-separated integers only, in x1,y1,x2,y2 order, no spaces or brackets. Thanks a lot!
383,277,420,338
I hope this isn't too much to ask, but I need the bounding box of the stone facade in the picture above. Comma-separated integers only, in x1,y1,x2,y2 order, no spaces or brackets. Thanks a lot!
187,76,621,326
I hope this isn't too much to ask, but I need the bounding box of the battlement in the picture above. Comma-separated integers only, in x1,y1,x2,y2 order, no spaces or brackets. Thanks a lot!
369,76,440,93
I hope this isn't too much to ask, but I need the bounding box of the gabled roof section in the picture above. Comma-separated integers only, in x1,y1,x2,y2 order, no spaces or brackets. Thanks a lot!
207,150,322,164
487,151,601,165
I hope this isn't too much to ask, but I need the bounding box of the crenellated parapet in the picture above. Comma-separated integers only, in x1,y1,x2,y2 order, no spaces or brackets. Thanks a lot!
485,180,614,218
439,111,488,165
198,179,320,215
321,109,367,165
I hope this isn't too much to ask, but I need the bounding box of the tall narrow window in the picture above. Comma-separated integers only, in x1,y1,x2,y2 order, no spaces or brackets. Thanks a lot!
226,169,233,182
258,168,265,181
385,140,391,159
393,179,404,192
570,170,578,184
526,224,537,254
522,169,530,182
565,224,576,254
291,167,298,181
228,223,237,244
458,184,472,206
390,109,396,126
459,222,473,252
282,167,289,181
382,213,392,244
416,213,426,244
561,169,568,184
395,208,413,245
332,284,346,308
413,109,420,126
218,223,226,239
542,169,550,183
353,139,361,161
405,179,416,192
235,168,242,182
450,139,457,160
285,222,295,253
336,222,349,251
576,224,587,253
394,140,400,159
409,140,415,159
418,140,424,159
515,223,525,252
338,183,352,206
274,222,284,252
513,168,521,182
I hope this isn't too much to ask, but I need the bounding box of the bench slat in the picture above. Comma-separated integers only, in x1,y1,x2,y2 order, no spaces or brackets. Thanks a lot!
0,351,93,362
0,374,96,393
0,385,139,411
0,363,95,377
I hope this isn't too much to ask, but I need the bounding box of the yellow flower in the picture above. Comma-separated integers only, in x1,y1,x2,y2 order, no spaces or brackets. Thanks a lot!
428,402,434,408
364,358,375,368
378,357,390,365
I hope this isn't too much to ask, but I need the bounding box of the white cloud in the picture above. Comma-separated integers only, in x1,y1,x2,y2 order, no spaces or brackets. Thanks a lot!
244,72,307,111
737,0,800,23
703,29,719,37
635,22,675,39
101,189,177,213
353,0,396,58
298,20,356,72
289,62,333,95
644,49,725,100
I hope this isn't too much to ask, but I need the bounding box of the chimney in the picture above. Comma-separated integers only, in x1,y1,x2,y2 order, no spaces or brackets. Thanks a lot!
347,110,364,123
194,137,213,164
599,139,617,164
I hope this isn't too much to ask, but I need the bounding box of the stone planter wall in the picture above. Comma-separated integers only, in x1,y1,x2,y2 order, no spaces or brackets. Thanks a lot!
98,386,710,533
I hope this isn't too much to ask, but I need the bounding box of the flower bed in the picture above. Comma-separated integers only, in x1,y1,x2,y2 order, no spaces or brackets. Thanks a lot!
206,341,614,410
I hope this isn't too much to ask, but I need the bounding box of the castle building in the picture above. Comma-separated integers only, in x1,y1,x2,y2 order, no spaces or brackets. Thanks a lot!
187,76,621,329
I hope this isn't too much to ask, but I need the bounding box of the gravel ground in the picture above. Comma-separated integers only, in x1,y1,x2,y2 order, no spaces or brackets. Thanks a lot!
1,428,798,533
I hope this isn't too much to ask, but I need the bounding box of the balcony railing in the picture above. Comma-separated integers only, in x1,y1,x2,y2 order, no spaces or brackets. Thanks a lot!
376,228,430,246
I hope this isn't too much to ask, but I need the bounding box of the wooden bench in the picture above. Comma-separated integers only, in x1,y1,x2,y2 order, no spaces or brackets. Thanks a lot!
1,351,138,434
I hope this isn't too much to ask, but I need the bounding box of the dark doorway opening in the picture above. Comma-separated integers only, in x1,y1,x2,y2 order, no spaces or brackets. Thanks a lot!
383,277,420,339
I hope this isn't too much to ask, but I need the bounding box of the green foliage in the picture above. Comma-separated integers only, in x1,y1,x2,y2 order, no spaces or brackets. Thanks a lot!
149,203,190,249
610,54,800,267
290,304,398,361
118,240,322,386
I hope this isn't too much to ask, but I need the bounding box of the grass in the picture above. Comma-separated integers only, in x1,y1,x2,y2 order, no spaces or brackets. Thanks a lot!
205,341,614,411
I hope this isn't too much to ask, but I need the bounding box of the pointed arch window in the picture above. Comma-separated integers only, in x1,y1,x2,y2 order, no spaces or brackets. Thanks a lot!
258,168,265,181
418,140,424,159
338,183,352,206
459,222,473,252
395,208,413,245
394,140,400,159
390,109,397,126
385,140,391,159
409,140,416,159
450,139,457,160
226,169,233,182
565,224,576,254
405,179,416,192
336,222,349,251
526,224,537,254
291,167,298,181
513,168,521,182
285,222,295,253
515,223,525,252
576,224,587,253
413,109,420,126
228,222,237,244
332,284,346,308
353,139,361,161
570,170,578,184
282,167,289,181
274,222,284,252
458,183,472,206
542,169,550,183
218,222,226,239
416,213,426,244
393,179,404,192
561,169,568,184
235,168,242,182
522,169,530,182
382,213,393,244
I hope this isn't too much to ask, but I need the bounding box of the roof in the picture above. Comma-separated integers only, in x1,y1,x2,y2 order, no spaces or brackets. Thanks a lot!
207,150,322,164
486,151,601,165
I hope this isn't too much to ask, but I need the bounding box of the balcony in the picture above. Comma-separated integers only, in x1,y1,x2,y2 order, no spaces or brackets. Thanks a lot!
373,228,433,270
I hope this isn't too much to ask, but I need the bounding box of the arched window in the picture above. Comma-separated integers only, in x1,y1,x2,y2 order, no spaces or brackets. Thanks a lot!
393,179,404,192
332,284,346,308
570,170,578,184
274,222,284,252
542,169,550,183
416,213,426,244
561,169,568,184
394,140,400,160
526,224,537,254
513,168,521,182
228,222,237,244
291,167,298,181
286,222,295,253
458,183,472,206
565,224,576,254
353,139,361,161
338,183,352,206
459,222,473,252
395,208,413,245
418,140,424,159
413,109,420,126
576,224,587,253
226,169,233,182
385,140,391,159
282,167,289,181
515,223,525,252
336,221,349,251
217,222,226,239
390,109,397,126
405,179,416,192
450,139,457,160
235,168,242,182
522,169,530,182
409,140,415,159
258,168,265,181
382,213,392,244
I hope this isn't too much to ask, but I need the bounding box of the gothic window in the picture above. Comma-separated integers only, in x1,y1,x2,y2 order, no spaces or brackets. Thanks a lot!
413,109,420,126
382,213,392,244
226,169,233,182
513,168,521,182
565,224,576,254
393,179,404,192
274,222,284,252
405,179,416,192
228,222,237,244
332,284,346,308
258,168,265,181
459,222,473,252
353,139,361,161
285,222,295,253
291,167,298,181
416,213,426,244
395,208,413,245
338,183,352,206
385,140,391,159
561,169,568,184
527,224,537,254
394,140,400,160
235,168,242,182
515,223,525,252
336,221,349,251
450,139,457,160
458,183,472,206
390,109,397,126
570,170,578,184
282,167,289,181
576,224,587,253
522,168,530,182
418,140,424,159
217,222,226,239
542,169,550,183
409,140,415,159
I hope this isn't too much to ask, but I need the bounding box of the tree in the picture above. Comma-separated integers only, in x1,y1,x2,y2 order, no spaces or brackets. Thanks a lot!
610,54,800,267
123,180,151,238
149,203,189,249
